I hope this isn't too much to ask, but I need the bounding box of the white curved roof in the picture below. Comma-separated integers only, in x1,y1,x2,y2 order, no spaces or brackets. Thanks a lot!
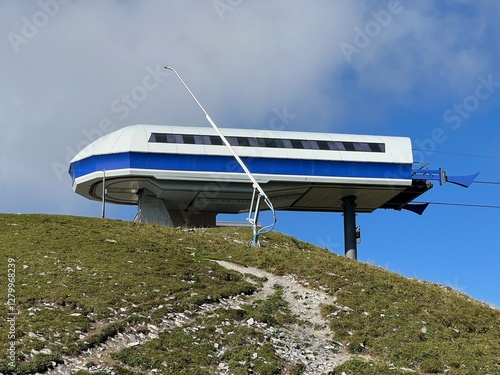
69,124,426,213
71,124,413,164
72,125,149,163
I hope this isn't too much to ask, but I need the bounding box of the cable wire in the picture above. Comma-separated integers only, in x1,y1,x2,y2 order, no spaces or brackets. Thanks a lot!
412,148,500,160
473,180,500,185
414,201,500,209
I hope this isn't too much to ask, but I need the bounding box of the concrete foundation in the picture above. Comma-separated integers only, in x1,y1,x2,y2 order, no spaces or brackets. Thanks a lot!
136,190,216,227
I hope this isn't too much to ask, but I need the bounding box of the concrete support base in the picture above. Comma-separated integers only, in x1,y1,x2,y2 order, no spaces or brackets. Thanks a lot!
136,190,173,226
168,210,216,227
136,190,216,227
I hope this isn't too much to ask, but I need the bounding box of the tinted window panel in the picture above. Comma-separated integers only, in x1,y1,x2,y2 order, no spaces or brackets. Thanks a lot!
334,141,346,151
301,140,312,149
327,141,338,150
209,136,223,145
317,141,330,150
309,141,320,150
248,137,258,147
256,138,278,148
227,137,238,146
183,135,195,144
343,142,356,151
237,137,250,146
360,143,372,152
353,143,364,151
275,139,285,148
154,133,167,143
148,132,386,153
370,143,385,152
266,139,279,148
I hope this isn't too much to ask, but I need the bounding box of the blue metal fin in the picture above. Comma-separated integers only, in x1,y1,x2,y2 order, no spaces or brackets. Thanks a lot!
402,203,430,215
446,172,480,188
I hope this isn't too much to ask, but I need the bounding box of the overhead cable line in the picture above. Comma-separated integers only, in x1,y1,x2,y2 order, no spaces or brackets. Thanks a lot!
414,201,500,209
412,148,500,184
412,148,500,160
473,180,500,185
418,158,500,169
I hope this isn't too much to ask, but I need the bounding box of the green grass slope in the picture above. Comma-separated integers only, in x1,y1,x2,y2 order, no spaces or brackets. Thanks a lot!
0,214,499,374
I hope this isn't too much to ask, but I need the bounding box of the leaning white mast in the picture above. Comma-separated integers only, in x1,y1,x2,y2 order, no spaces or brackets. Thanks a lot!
164,66,276,245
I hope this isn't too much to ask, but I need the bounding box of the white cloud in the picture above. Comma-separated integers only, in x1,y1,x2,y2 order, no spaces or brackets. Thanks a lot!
0,0,499,215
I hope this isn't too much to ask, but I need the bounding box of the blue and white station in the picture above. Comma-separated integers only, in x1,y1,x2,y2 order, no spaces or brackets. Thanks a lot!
69,124,477,259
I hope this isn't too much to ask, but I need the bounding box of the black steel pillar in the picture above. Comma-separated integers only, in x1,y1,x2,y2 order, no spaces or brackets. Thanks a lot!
342,195,357,260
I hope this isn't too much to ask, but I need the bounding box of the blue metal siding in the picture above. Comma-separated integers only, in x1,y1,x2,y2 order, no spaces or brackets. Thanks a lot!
69,152,412,182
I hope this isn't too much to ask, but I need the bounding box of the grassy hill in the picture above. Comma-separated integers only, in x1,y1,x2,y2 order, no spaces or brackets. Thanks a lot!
0,214,499,375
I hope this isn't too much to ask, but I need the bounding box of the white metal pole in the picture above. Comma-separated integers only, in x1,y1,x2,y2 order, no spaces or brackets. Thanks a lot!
101,169,106,219
164,66,269,200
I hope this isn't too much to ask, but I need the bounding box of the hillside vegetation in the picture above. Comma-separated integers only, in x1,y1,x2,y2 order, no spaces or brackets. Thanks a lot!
0,214,499,375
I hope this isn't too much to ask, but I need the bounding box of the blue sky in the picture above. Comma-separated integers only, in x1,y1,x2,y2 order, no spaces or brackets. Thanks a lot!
1,1,499,308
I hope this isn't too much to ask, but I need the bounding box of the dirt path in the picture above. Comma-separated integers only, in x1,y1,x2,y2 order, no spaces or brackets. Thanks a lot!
47,261,351,375
214,261,351,374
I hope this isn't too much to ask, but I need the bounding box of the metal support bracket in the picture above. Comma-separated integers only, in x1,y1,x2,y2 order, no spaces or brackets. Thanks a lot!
247,187,263,246
412,168,479,188
412,168,447,185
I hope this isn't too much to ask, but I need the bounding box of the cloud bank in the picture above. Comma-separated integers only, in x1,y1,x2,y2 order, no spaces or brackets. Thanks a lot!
1,0,499,215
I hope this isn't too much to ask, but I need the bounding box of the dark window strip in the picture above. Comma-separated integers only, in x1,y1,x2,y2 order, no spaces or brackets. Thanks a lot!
149,133,385,153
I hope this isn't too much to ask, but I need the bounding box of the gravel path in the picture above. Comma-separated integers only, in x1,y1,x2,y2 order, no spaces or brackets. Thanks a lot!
46,261,351,375
215,261,351,374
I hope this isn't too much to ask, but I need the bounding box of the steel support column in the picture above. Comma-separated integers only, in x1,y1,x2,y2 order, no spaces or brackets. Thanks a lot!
342,195,357,260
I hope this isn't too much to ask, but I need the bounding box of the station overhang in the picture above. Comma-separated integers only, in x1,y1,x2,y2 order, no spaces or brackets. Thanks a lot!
69,125,429,216
70,164,430,214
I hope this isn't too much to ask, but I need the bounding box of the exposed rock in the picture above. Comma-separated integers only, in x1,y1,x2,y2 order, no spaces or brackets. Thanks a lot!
214,260,352,374
47,261,351,375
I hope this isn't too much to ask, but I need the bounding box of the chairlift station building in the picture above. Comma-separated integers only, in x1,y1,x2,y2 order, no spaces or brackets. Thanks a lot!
69,124,452,258
70,124,433,216
69,121,482,261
